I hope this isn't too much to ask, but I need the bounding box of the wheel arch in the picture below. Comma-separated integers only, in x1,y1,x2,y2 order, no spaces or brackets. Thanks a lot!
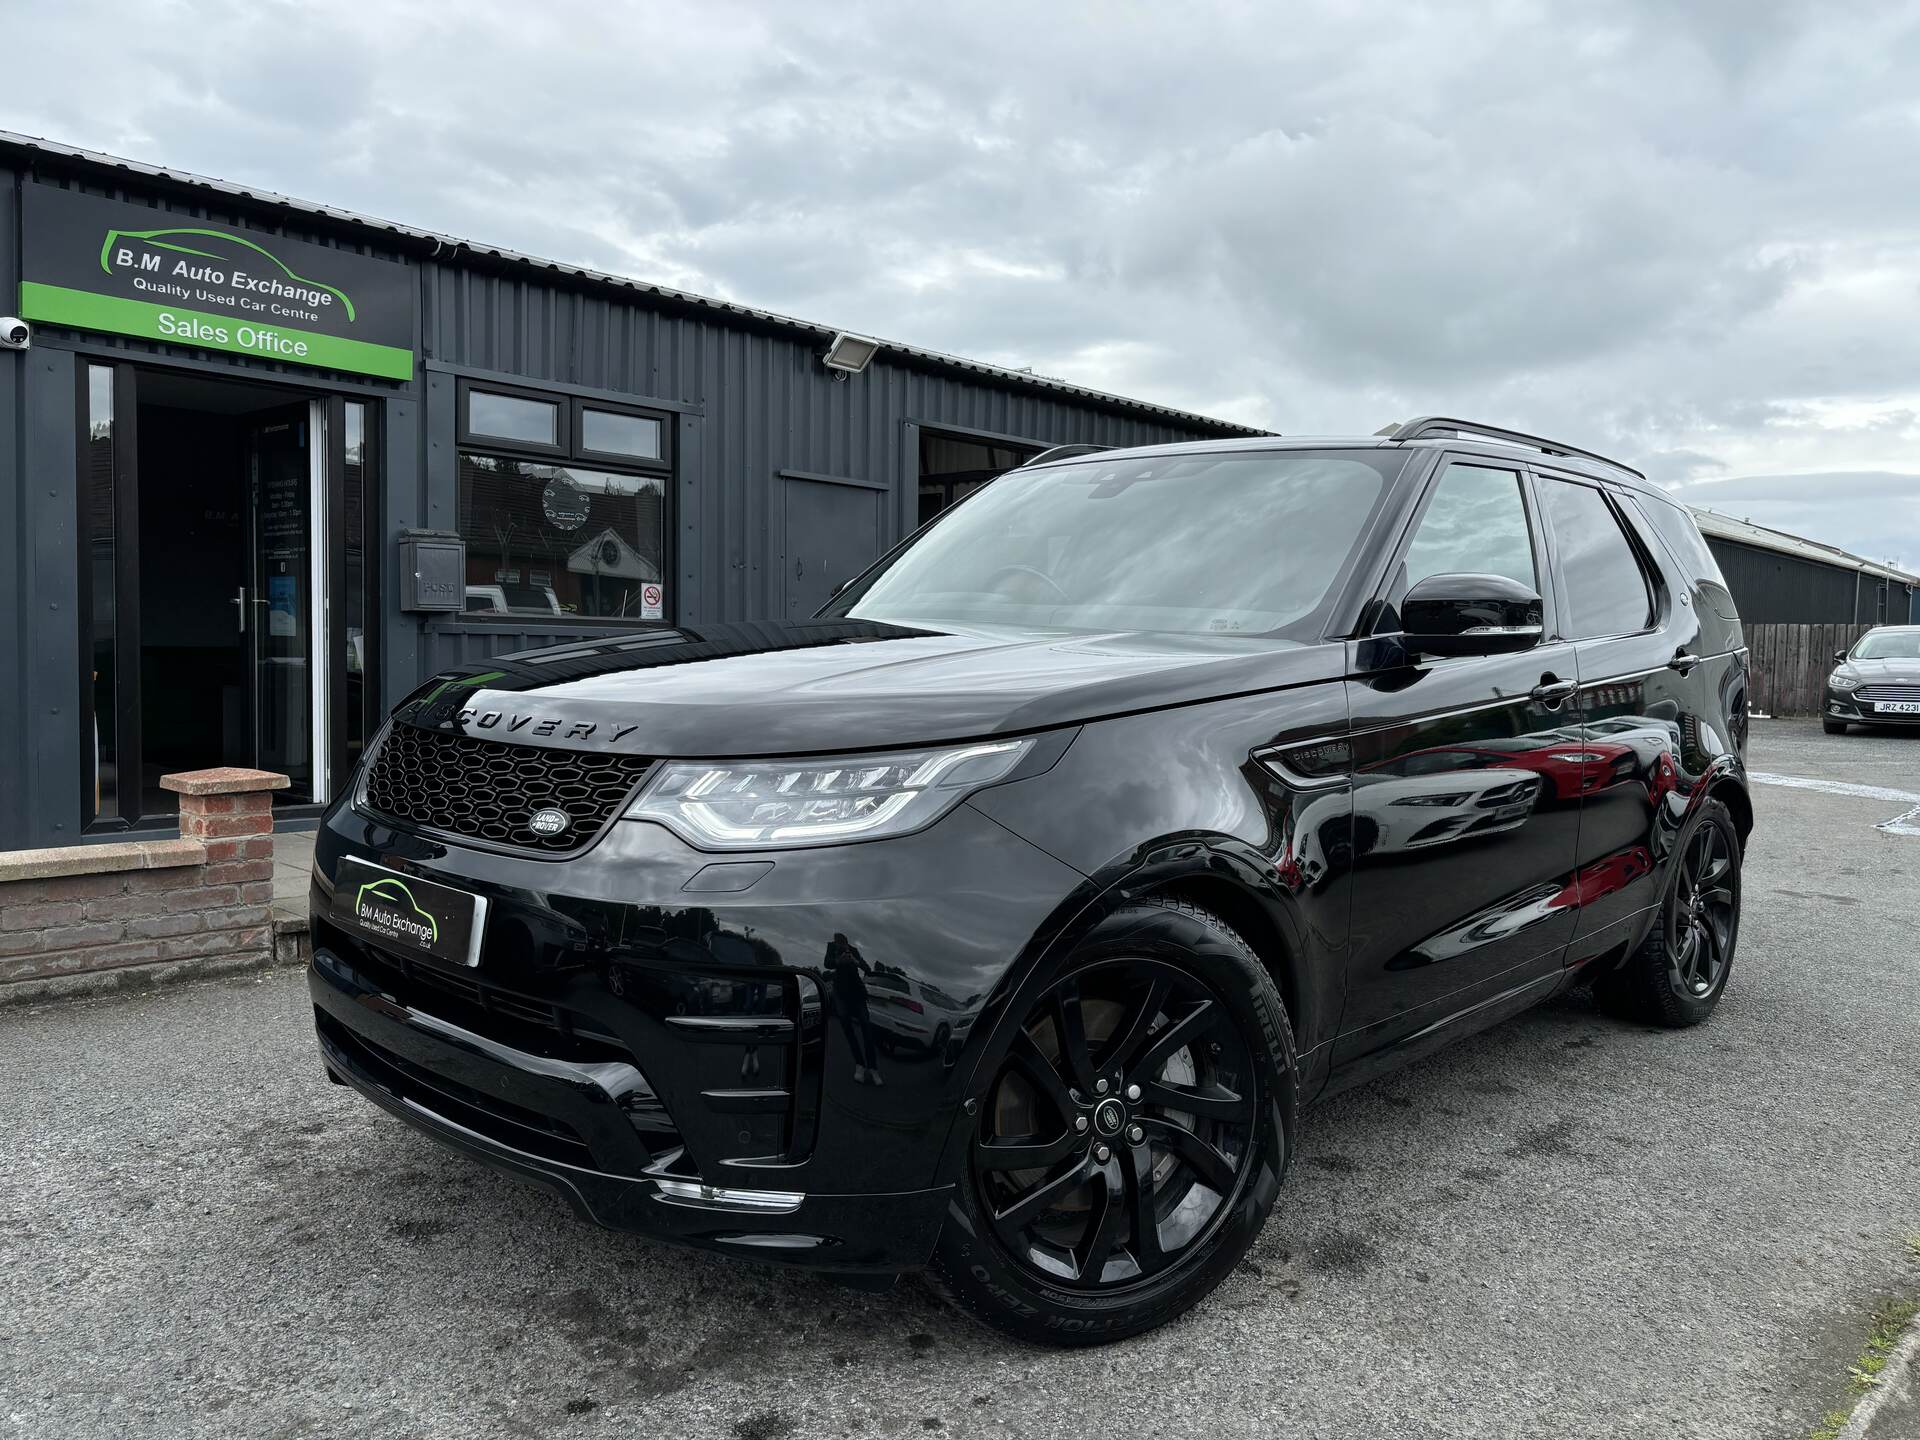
930,834,1327,1191
1709,771,1754,847
1143,872,1303,1044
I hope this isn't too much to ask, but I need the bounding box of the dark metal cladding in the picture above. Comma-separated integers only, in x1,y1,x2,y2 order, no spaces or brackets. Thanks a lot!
0,138,1252,851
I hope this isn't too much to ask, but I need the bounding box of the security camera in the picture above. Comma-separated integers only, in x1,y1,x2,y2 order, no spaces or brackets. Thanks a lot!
0,318,28,352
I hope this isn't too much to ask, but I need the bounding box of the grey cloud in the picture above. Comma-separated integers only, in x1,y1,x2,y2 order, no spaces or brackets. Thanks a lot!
9,0,1920,565
1678,471,1920,504
1644,451,1729,483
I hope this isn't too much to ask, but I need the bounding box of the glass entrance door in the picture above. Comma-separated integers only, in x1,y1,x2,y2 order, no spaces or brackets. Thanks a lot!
81,369,367,834
245,402,326,803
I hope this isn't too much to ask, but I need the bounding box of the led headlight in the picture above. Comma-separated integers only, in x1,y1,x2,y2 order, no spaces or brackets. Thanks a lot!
1829,672,1862,691
627,739,1035,850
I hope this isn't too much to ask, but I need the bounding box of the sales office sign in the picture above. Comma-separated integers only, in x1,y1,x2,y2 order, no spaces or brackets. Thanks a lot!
18,185,414,380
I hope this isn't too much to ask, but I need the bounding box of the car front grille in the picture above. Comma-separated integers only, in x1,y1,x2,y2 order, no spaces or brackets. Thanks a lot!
360,723,654,855
1853,684,1920,704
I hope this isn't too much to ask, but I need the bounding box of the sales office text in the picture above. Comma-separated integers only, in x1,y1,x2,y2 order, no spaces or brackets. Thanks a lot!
156,312,312,360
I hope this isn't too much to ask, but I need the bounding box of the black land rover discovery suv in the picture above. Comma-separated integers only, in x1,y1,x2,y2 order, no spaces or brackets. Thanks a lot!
310,417,1751,1344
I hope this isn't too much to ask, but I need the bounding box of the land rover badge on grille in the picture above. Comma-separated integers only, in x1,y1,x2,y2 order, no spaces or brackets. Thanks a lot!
527,808,571,838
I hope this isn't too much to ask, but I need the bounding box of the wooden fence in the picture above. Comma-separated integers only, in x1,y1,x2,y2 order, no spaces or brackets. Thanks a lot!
1745,622,1872,717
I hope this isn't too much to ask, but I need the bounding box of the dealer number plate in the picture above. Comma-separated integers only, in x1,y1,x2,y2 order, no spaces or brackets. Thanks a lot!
1874,701,1920,714
331,856,488,968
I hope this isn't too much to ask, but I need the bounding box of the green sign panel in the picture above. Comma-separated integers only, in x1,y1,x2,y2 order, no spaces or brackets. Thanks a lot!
19,186,415,381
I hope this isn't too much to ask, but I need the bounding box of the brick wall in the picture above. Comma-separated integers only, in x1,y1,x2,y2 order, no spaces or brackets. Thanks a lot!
0,768,287,1002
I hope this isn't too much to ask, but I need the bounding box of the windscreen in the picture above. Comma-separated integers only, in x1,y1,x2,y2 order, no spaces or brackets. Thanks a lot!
834,449,1399,638
1853,630,1920,660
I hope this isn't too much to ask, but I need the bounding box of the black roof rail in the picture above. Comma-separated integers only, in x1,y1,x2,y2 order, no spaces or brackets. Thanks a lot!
1380,416,1645,480
1023,443,1112,466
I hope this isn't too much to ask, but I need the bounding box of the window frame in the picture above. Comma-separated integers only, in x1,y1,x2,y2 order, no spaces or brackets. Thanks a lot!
573,399,673,469
328,397,382,788
1396,458,1545,598
1368,454,1557,642
456,379,567,457
914,425,1040,527
453,381,676,628
1531,470,1663,643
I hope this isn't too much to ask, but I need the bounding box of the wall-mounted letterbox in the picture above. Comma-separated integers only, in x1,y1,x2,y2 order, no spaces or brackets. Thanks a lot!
398,529,466,613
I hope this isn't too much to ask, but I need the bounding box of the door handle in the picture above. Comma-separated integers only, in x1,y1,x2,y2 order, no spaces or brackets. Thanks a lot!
230,586,248,635
1530,677,1578,707
1669,651,1703,674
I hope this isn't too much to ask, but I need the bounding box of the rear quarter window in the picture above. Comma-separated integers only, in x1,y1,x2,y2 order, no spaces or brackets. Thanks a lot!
1632,494,1742,625
1634,495,1726,588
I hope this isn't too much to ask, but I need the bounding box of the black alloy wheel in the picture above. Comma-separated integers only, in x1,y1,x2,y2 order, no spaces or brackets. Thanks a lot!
973,958,1258,1290
1666,818,1736,999
1595,797,1742,1027
929,899,1295,1345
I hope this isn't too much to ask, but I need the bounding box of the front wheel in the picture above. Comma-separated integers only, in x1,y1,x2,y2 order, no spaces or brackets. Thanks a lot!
1823,718,1849,735
1595,798,1742,1027
927,899,1295,1345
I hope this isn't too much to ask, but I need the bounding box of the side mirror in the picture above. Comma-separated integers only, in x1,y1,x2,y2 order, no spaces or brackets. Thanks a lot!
1401,572,1544,658
1833,648,1847,663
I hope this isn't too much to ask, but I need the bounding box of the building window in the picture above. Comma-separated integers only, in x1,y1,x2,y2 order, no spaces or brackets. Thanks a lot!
466,387,560,448
456,382,674,622
579,406,663,462
457,458,666,619
918,430,1038,526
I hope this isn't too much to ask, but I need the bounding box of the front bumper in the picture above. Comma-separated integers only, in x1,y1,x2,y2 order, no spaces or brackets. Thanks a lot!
1826,688,1920,724
311,949,949,1271
307,794,1087,1273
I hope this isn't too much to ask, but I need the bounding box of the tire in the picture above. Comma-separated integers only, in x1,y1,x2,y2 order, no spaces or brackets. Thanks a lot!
1823,718,1849,735
927,897,1296,1346
1594,798,1741,1027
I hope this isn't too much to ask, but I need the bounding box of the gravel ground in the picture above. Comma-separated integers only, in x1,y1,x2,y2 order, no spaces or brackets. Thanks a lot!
3,719,1917,1440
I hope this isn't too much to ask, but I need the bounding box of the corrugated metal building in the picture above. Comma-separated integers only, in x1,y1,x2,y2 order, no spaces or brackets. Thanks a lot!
0,133,1253,849
1690,509,1918,626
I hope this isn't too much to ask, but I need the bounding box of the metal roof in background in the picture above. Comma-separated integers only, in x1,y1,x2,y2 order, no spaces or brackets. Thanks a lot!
1690,506,1920,585
0,129,1263,436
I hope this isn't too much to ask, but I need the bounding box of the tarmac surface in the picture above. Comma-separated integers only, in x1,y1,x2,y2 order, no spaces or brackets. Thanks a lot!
3,719,1917,1439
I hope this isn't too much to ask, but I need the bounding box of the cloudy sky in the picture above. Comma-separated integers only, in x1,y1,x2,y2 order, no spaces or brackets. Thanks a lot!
10,0,1920,569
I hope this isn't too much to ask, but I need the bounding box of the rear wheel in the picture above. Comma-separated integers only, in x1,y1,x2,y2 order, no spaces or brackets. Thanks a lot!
1595,798,1741,1027
928,899,1295,1345
1823,718,1849,735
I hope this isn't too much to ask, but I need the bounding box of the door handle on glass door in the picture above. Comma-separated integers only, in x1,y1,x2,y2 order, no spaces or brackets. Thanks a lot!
230,586,248,634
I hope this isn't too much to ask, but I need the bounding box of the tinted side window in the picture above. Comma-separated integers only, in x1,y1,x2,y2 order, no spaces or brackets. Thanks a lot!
1541,480,1654,638
1634,494,1725,588
1401,464,1536,592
